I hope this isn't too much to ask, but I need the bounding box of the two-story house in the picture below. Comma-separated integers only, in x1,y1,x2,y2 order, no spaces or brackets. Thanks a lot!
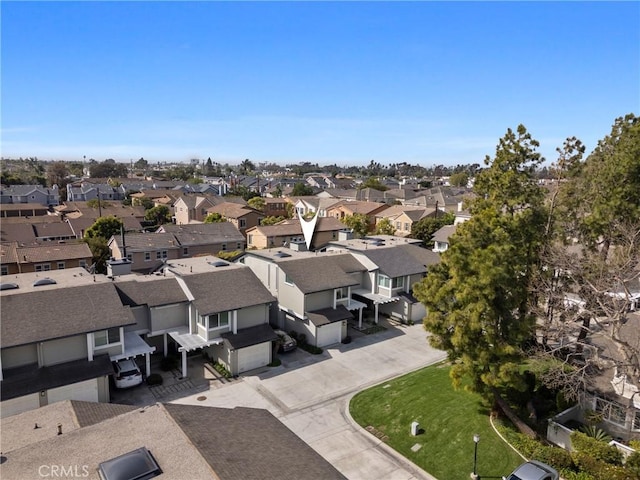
0,269,140,418
374,205,438,237
0,242,92,275
205,202,264,237
245,217,347,250
0,184,60,207
242,249,368,347
326,236,441,324
156,222,246,256
432,224,457,252
158,258,278,377
325,200,390,233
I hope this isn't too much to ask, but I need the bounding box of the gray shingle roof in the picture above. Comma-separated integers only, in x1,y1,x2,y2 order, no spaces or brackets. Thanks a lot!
70,400,138,427
307,305,353,326
164,404,347,480
1,283,136,348
277,254,365,294
182,267,276,315
358,244,440,278
115,278,188,307
221,324,278,350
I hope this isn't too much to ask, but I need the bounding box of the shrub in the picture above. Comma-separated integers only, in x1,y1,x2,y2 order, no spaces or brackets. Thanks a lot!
531,444,575,470
342,336,352,344
268,358,282,367
570,431,623,465
300,344,323,355
580,425,612,442
212,362,232,378
629,439,640,451
146,373,163,386
571,453,630,480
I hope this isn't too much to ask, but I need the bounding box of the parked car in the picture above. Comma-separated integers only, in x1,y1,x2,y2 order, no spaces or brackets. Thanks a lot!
112,358,143,389
503,461,559,480
274,329,297,353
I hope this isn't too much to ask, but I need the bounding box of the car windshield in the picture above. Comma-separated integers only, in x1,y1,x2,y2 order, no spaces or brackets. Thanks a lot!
121,369,139,376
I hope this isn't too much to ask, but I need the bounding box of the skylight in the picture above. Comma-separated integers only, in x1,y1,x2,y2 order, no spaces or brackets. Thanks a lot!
98,447,161,480
33,278,57,287
0,283,19,291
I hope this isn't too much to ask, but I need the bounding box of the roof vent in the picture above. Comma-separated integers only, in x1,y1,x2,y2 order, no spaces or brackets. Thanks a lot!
33,278,57,287
274,251,291,258
0,282,19,291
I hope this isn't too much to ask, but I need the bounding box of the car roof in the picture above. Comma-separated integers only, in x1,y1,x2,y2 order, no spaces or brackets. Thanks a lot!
512,461,556,480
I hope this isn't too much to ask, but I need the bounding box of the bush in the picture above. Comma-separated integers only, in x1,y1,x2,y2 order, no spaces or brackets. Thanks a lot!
342,336,352,344
268,358,282,367
571,453,630,480
531,444,575,470
580,425,612,442
146,373,163,386
570,431,623,465
300,344,323,355
212,362,232,378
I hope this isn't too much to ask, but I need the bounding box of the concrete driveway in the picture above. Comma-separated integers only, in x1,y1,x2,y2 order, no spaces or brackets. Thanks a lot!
172,321,446,480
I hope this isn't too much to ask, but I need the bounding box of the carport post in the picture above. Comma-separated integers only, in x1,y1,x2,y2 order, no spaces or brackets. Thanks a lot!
358,308,363,329
374,303,379,324
181,350,187,379
145,353,151,377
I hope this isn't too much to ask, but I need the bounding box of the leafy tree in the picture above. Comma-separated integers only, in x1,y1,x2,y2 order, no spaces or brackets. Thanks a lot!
449,172,469,187
187,177,203,184
247,196,265,212
291,183,313,196
84,236,111,274
46,161,69,187
409,212,455,247
89,159,128,178
86,199,112,209
134,157,148,170
260,216,285,226
342,213,370,238
240,158,255,174
204,212,225,223
273,185,283,198
83,215,124,240
414,125,546,398
358,177,388,191
144,205,172,225
375,218,396,235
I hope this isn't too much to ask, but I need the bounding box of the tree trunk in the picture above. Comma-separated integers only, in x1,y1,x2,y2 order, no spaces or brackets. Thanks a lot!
492,388,537,439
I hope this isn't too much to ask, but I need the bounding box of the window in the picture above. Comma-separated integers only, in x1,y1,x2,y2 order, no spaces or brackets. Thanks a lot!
404,222,410,231
221,243,227,251
392,277,404,289
248,235,253,244
145,252,151,261
207,312,229,329
156,250,168,260
57,262,65,270
236,242,242,250
1,265,8,275
79,260,87,268
94,327,120,347
35,263,51,272
336,287,349,300
595,398,627,426
284,273,294,285
377,274,390,289
239,218,246,228
126,253,133,262
395,222,401,229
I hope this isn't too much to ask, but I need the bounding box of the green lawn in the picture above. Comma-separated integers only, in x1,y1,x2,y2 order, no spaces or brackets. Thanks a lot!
349,363,524,480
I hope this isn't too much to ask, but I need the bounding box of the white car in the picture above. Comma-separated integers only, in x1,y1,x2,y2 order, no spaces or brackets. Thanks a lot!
504,461,559,480
112,359,143,389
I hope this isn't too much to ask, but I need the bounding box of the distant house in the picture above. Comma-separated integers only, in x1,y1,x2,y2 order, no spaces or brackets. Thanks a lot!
375,205,438,237
66,183,126,202
0,203,50,218
156,222,246,257
325,200,390,232
432,224,457,252
245,217,347,250
205,202,264,236
0,184,60,207
1,241,92,275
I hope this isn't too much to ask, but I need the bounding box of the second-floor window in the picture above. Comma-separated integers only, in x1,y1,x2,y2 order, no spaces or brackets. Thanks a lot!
156,250,168,260
239,219,246,228
183,247,189,256
94,327,120,348
336,287,349,300
35,263,51,272
208,312,229,329
0,265,7,275
57,262,65,269
284,273,294,286
378,274,404,289
145,252,151,261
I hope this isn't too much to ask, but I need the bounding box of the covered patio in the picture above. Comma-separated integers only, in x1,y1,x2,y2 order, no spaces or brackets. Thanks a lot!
352,289,400,325
167,326,223,378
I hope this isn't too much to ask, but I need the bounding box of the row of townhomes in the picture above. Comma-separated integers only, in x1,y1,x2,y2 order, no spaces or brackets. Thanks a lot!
0,234,440,420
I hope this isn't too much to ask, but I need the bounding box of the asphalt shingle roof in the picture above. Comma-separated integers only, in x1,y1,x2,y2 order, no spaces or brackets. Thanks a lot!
164,404,347,480
221,323,278,350
277,254,365,294
115,278,188,307
182,267,276,315
1,283,136,348
358,244,440,278
307,305,353,326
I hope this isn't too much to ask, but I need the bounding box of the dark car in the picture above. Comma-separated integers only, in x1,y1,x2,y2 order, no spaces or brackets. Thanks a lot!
274,329,297,353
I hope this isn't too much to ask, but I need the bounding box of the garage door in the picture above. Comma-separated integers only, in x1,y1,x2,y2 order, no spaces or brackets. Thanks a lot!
316,322,342,347
237,342,270,374
1,393,40,418
47,378,99,404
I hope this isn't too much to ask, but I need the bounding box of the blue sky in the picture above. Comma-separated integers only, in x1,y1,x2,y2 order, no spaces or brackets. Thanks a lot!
2,1,638,167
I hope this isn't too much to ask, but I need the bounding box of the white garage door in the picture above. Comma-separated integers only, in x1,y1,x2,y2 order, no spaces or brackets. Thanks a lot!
1,393,40,418
47,379,99,404
237,342,270,373
316,322,342,348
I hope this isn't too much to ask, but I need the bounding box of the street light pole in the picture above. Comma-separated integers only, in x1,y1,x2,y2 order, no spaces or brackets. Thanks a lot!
471,434,480,480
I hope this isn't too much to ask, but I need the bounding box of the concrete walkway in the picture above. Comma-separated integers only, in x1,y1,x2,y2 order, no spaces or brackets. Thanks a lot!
172,320,446,480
